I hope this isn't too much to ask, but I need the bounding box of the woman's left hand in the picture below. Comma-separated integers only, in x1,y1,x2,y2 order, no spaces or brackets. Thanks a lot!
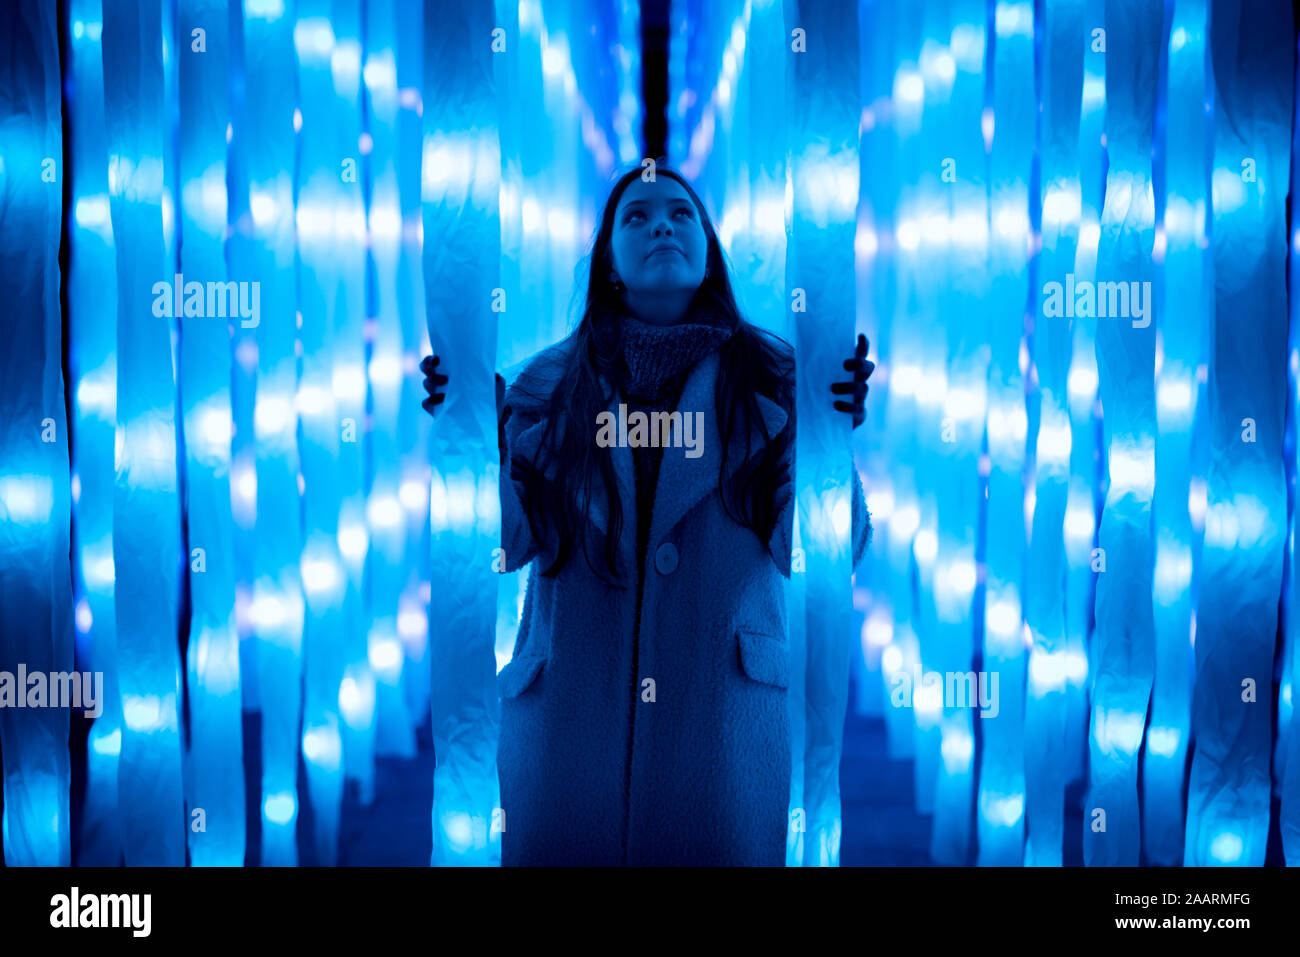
831,333,875,429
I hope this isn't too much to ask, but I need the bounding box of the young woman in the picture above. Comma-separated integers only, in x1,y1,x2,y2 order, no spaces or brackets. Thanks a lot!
419,165,874,866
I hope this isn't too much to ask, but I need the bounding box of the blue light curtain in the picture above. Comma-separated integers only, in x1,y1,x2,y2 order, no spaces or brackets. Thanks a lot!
983,0,1031,867
178,0,244,866
1145,0,1208,866
239,0,305,866
422,0,502,867
926,0,987,865
0,0,74,868
7,0,1300,871
294,0,349,862
1185,0,1293,867
785,0,861,868
66,0,125,866
364,0,418,771
1083,0,1160,868
1064,0,1106,822
1286,2,1300,866
102,0,188,867
393,0,434,751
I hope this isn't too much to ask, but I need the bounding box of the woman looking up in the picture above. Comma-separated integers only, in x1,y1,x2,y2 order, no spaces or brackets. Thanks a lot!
420,164,874,866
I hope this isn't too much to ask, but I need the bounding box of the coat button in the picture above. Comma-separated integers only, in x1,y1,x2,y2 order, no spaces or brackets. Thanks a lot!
654,542,679,575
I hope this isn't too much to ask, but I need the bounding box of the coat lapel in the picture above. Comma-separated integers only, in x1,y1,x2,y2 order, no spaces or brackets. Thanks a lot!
637,350,789,566
641,350,723,554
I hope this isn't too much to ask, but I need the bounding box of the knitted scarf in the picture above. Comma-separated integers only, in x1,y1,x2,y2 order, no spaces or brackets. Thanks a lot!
615,310,735,404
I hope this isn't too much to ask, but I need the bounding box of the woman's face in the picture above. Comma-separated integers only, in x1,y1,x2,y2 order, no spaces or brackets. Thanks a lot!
608,177,709,304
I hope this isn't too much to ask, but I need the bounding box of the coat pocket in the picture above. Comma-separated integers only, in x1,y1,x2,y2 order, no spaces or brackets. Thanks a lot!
497,654,547,698
735,628,790,689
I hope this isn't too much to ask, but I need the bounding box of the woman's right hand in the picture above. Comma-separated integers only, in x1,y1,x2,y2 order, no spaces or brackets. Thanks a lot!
419,354,448,416
421,355,509,462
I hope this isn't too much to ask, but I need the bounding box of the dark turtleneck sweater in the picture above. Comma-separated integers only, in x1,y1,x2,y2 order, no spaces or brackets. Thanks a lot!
613,309,735,638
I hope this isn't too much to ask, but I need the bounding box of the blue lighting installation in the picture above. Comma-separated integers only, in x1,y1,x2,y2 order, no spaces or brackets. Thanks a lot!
1065,0,1107,810
925,0,987,866
984,0,1031,868
1025,0,1092,869
295,0,349,862
177,0,244,866
858,0,921,770
1083,0,1160,868
66,0,125,866
331,3,387,790
1286,0,1300,865
240,0,305,866
1144,0,1208,867
421,0,504,869
785,0,861,869
848,5,885,734
899,5,944,827
1185,0,1293,867
6,0,1300,870
392,1,434,740
364,0,418,770
227,2,261,723
0,0,74,867
102,0,188,866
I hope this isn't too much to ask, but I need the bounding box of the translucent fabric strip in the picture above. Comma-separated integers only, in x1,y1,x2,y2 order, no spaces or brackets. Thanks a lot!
66,0,124,867
102,0,187,867
0,0,74,868
785,0,860,867
1083,0,1160,868
423,0,502,866
1185,0,1293,867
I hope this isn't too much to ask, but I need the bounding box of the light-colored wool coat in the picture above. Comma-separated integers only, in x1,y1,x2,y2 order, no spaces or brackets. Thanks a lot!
496,335,870,866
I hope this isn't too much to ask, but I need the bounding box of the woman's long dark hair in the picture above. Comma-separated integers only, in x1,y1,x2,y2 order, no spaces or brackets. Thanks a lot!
510,164,795,582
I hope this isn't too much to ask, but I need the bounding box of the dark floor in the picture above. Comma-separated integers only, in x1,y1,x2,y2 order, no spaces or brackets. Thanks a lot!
838,702,934,865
